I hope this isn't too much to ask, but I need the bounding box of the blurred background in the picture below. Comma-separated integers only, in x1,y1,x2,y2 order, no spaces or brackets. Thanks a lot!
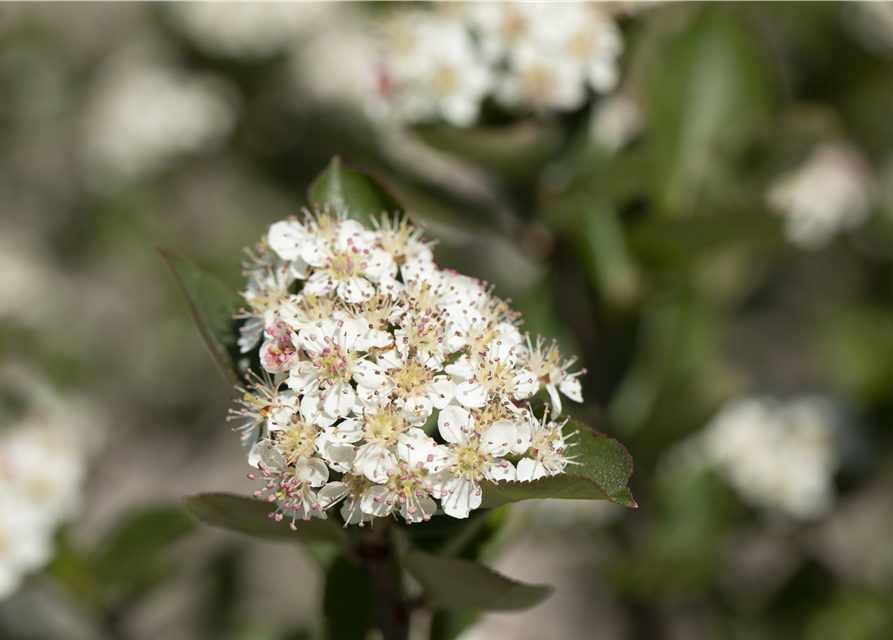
3,2,893,639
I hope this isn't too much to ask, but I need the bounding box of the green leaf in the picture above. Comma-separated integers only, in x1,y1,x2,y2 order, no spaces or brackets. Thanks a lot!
158,248,242,385
404,549,552,611
184,492,347,545
308,156,404,217
92,508,195,583
413,120,565,182
90,507,196,606
481,424,635,509
643,6,775,213
324,557,376,640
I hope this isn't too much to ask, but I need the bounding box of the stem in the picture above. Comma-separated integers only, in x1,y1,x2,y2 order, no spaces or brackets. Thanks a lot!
354,523,410,640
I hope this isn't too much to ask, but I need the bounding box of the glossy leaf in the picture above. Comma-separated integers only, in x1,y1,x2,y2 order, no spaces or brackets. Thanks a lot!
404,549,552,611
308,156,404,217
184,492,347,545
481,424,635,509
158,249,242,385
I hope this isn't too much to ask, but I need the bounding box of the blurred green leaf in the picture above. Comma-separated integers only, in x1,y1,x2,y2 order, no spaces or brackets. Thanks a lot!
158,249,242,385
184,492,348,545
814,306,893,402
324,557,376,640
308,156,404,217
90,507,195,606
414,120,565,182
404,549,552,611
643,6,775,213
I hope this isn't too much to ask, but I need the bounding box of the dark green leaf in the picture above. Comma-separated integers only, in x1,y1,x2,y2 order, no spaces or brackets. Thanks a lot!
481,423,635,508
308,156,404,217
158,248,242,385
404,549,552,611
184,492,348,545
324,557,376,640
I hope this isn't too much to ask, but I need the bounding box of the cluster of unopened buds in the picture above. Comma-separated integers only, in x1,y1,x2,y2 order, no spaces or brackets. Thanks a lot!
231,208,587,527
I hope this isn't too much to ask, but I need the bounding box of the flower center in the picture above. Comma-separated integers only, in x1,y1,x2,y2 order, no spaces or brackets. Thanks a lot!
323,250,366,282
314,345,354,384
451,440,486,480
275,421,319,464
431,65,459,96
391,359,434,398
363,408,407,446
522,67,555,99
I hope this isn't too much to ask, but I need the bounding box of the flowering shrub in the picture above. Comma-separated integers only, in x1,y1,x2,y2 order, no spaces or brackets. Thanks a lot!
162,158,634,635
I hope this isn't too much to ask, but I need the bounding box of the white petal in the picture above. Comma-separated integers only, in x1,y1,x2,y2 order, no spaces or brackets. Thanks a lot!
558,377,584,404
486,459,516,482
354,444,398,483
454,381,488,408
516,458,548,482
295,457,329,486
439,475,482,519
480,420,518,458
428,376,456,409
438,406,471,444
546,384,563,415
361,485,395,517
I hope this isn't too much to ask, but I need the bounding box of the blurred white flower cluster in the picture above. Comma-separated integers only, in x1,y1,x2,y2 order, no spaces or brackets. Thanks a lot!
169,2,336,60
696,396,839,521
766,143,875,250
370,3,624,127
0,369,104,601
81,55,236,190
232,209,585,525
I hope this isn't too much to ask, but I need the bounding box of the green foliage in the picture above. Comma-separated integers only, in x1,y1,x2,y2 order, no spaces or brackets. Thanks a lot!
309,155,404,217
404,549,553,611
158,249,243,384
91,507,196,606
324,557,376,640
184,492,348,545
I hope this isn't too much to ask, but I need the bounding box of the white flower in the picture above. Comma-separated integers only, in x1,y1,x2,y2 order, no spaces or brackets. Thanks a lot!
170,2,335,60
81,56,235,190
437,407,517,519
700,396,839,520
445,338,537,409
361,430,450,523
767,143,874,250
301,219,394,303
516,412,580,481
287,318,373,420
496,42,588,113
520,335,585,415
590,93,643,154
248,441,329,525
0,494,54,602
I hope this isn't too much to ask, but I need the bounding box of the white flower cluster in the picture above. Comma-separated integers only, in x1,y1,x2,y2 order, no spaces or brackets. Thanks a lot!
81,56,236,190
370,3,624,127
231,209,585,526
0,371,104,601
699,396,839,521
766,143,875,250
